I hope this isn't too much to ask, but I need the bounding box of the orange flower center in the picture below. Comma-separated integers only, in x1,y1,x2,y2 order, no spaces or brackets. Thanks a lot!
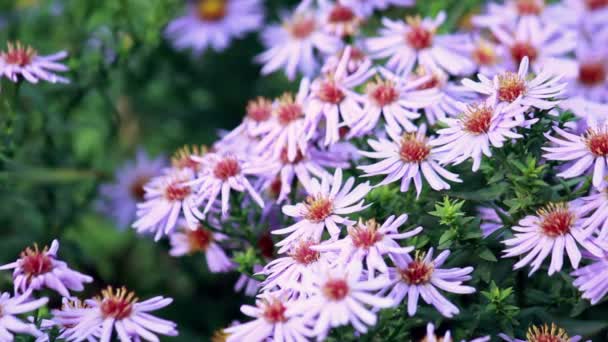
462,104,493,134
165,182,192,201
498,72,526,102
213,157,240,180
400,134,431,162
99,287,137,320
2,42,36,66
289,17,316,39
322,278,349,301
21,245,53,277
328,5,356,23
290,240,320,265
472,42,498,66
510,41,538,64
367,81,399,107
172,145,206,171
585,128,608,156
399,258,434,285
262,300,287,323
405,18,434,50
318,80,345,104
526,323,570,342
187,227,214,252
196,0,227,21
516,0,544,15
276,95,304,125
246,97,273,122
578,61,606,86
304,195,334,222
538,203,574,237
349,220,383,249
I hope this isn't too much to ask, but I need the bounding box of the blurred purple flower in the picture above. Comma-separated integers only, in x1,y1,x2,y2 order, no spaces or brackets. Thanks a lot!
0,41,69,84
0,290,48,341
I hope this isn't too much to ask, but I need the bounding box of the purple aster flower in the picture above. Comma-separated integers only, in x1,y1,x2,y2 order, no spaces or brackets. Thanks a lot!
499,323,586,342
423,322,490,342
358,124,462,196
267,143,351,203
545,0,608,33
132,167,201,240
225,291,313,342
542,117,608,188
0,41,69,84
575,185,608,240
272,168,372,253
191,152,274,217
0,240,92,298
342,0,414,18
383,249,475,318
291,261,394,340
571,251,608,305
478,206,506,238
461,35,507,77
431,101,531,172
169,221,234,273
256,2,342,80
318,1,362,38
54,286,177,342
42,298,100,342
322,43,371,76
305,47,374,146
502,203,603,276
313,216,422,279
366,12,475,75
235,265,263,296
164,0,264,54
255,81,312,163
0,290,48,341
97,149,165,228
463,56,567,111
489,19,575,72
348,67,440,136
223,97,275,141
472,0,548,30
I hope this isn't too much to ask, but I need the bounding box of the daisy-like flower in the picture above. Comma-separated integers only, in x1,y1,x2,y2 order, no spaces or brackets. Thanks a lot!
268,143,351,202
313,216,423,279
575,185,608,240
0,41,69,83
0,240,92,298
97,149,165,228
472,0,548,30
0,290,48,341
348,68,440,136
55,286,177,342
571,252,608,305
366,12,475,75
423,322,490,342
431,101,530,172
502,203,603,276
358,124,462,196
384,249,475,318
343,0,414,18
322,43,370,76
498,323,585,342
292,261,394,340
44,298,100,342
256,81,312,163
256,2,342,80
169,221,234,273
466,36,507,77
260,239,327,293
223,97,275,141
171,144,208,172
132,167,201,240
463,57,566,110
305,46,374,146
489,19,575,72
224,292,313,342
543,118,608,188
272,168,372,253
319,1,362,38
164,0,264,54
192,152,273,216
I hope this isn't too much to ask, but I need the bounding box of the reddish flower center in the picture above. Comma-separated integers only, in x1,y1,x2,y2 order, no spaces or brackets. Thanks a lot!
526,324,570,342
290,17,316,39
497,72,526,102
257,232,275,259
516,0,544,15
399,259,433,285
538,203,574,237
322,278,349,301
290,240,320,265
196,0,227,21
267,177,282,199
172,145,206,171
318,80,345,104
276,96,304,125
415,73,442,90
349,220,383,249
21,248,53,277
578,61,606,86
462,104,493,134
246,97,273,122
585,128,608,156
405,19,434,50
187,227,214,252
367,81,399,107
99,287,137,320
472,42,498,66
130,175,150,202
2,42,36,66
510,41,538,64
304,195,334,222
213,157,240,180
400,134,431,162
328,5,355,23
586,0,608,10
165,181,191,201
262,300,287,323
279,146,305,164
